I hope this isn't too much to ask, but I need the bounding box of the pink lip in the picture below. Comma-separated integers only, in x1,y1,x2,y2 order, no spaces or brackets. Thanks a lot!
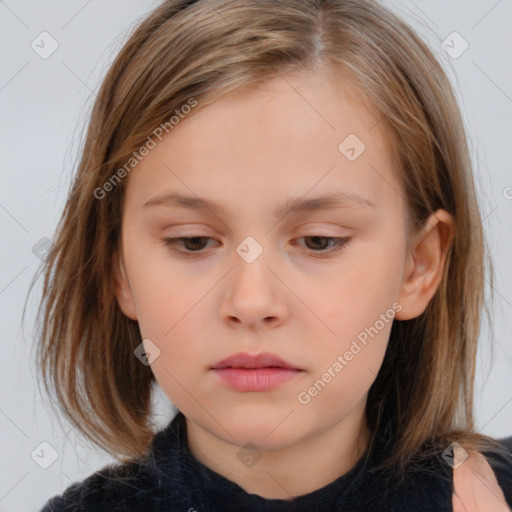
211,367,303,391
210,352,304,392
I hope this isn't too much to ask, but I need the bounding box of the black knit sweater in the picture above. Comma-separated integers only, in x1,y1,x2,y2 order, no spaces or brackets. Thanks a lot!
40,412,512,511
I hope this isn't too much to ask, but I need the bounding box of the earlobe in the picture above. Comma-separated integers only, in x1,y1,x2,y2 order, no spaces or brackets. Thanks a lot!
112,249,138,321
395,209,455,321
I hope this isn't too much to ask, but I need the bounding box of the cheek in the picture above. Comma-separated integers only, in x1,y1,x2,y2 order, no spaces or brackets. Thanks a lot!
302,242,402,388
123,237,194,333
297,314,392,417
314,245,404,335
125,249,211,374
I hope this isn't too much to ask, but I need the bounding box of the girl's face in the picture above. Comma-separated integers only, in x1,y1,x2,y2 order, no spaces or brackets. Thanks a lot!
113,69,447,452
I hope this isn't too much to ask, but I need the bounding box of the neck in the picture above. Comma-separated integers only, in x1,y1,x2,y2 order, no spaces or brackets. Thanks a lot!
184,401,370,500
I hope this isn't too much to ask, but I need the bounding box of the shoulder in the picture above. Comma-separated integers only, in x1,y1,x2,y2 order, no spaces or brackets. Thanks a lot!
39,460,160,512
452,438,512,512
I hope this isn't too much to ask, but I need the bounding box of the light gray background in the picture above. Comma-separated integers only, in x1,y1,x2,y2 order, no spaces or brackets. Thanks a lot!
1,1,511,510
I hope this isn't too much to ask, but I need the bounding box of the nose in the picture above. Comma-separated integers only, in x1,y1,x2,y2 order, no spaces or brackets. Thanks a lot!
218,241,290,330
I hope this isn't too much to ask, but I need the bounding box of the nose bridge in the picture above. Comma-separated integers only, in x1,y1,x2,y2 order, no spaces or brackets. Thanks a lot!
235,234,267,266
221,233,285,318
231,234,273,291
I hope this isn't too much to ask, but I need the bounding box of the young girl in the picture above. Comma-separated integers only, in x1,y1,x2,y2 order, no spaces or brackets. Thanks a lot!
33,0,511,510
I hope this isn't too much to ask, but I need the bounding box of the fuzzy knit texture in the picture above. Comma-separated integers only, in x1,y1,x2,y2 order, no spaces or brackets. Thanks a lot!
40,412,512,512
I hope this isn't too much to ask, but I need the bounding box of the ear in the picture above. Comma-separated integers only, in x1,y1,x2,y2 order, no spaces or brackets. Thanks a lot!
395,209,455,321
112,248,138,321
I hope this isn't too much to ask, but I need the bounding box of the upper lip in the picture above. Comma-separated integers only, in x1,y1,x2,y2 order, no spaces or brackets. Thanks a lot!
211,352,302,370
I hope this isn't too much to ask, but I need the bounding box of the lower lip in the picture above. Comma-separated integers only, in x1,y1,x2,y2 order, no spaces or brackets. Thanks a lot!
211,367,303,391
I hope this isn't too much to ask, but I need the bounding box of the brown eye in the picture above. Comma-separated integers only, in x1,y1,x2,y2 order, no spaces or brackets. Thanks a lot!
294,236,352,258
163,236,216,255
178,237,210,251
303,236,335,251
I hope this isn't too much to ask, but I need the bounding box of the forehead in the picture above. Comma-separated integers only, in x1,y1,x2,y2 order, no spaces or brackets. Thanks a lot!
126,70,402,217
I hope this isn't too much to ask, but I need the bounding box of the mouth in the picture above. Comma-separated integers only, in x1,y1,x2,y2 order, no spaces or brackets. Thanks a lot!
211,367,303,392
210,352,304,392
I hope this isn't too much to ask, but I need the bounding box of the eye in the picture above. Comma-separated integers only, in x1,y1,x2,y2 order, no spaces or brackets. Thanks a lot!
292,236,352,258
163,236,216,256
162,235,351,259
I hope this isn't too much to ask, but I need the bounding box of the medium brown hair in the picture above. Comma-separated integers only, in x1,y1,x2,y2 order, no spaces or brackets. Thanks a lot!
27,0,509,479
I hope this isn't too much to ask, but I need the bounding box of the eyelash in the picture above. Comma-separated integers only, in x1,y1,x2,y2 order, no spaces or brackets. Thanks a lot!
162,236,352,259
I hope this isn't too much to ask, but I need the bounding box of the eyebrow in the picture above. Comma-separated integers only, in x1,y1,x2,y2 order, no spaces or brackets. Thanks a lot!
142,191,376,218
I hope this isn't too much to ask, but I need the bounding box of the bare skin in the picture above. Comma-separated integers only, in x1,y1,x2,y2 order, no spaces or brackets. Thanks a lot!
452,451,509,512
112,66,505,505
